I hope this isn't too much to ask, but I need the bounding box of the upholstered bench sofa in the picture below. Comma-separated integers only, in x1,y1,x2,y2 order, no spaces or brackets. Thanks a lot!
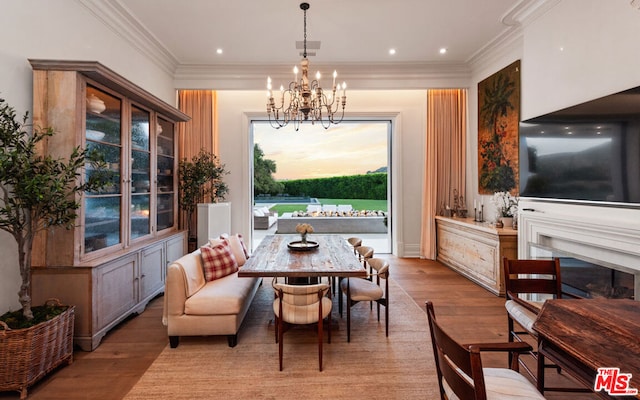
163,234,261,348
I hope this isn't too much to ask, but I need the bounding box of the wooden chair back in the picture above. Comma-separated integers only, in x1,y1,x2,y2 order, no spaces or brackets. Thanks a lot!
426,301,487,400
503,258,562,299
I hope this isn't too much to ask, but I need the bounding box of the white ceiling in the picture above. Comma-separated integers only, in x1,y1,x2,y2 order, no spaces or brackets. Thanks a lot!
116,0,524,66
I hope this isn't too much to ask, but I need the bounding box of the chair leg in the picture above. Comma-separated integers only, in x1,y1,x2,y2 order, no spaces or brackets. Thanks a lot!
507,317,515,367
327,306,332,344
338,278,344,317
385,299,389,337
278,317,284,371
346,284,352,342
274,315,279,343
318,316,323,371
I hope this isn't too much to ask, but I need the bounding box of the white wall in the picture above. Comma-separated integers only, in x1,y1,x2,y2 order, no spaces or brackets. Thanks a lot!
0,0,176,314
515,0,640,254
522,0,640,120
215,90,427,257
469,0,640,224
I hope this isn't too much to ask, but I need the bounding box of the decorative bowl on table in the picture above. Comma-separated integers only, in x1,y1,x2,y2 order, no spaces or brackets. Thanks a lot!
287,240,319,251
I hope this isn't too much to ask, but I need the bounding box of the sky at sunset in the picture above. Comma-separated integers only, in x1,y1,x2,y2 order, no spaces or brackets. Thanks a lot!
253,121,389,180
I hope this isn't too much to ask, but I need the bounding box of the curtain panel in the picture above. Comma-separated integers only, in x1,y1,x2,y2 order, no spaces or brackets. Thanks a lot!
420,89,467,259
177,90,218,232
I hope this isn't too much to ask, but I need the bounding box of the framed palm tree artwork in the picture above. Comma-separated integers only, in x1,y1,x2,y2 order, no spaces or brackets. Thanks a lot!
478,60,520,195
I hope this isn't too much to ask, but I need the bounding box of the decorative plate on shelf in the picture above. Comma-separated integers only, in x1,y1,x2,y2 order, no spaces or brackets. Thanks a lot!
86,129,105,141
287,240,319,251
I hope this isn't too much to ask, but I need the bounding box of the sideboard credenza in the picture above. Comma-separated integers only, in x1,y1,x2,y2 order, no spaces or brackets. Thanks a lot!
435,216,517,296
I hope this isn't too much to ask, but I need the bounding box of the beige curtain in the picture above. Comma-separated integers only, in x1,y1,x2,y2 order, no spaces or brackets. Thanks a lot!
177,90,218,232
420,89,467,259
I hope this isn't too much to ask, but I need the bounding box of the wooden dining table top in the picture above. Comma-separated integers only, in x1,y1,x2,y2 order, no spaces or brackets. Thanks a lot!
238,234,366,278
532,298,640,397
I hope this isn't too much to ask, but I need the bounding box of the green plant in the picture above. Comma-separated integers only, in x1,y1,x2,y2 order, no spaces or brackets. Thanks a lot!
0,97,110,322
178,150,229,239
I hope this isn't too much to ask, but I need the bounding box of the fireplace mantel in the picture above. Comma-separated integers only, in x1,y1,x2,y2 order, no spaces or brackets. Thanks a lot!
518,200,640,298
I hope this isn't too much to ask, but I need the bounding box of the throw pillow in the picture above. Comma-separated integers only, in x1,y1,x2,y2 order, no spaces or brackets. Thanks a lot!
201,242,238,281
219,234,250,266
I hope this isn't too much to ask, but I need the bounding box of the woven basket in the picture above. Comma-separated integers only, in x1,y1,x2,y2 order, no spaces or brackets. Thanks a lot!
0,301,75,399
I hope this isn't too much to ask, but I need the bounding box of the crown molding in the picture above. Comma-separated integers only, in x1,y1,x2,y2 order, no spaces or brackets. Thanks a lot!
76,0,179,75
467,0,560,74
174,62,473,90
77,0,560,90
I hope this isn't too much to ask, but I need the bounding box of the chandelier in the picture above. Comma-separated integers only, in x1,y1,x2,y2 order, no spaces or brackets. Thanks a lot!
266,2,346,130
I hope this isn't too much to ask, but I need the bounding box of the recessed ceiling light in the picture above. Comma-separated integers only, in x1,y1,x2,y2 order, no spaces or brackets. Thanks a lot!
389,48,396,55
439,48,447,55
216,48,223,55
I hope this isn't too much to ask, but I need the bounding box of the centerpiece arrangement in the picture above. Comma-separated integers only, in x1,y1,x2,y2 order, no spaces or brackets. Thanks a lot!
288,223,318,251
491,191,518,229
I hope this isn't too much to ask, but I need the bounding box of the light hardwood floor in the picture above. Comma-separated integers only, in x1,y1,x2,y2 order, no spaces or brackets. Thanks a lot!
1,256,597,399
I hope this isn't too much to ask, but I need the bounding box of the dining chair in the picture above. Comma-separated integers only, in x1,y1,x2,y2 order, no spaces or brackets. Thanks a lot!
272,279,332,371
356,246,375,279
426,301,546,400
503,257,569,385
340,257,389,342
347,237,362,255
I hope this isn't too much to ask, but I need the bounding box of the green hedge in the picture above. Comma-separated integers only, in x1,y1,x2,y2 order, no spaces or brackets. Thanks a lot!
282,173,387,200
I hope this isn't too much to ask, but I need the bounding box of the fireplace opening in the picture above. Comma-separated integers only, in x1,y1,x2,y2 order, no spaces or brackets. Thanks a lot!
529,244,636,300
558,257,634,299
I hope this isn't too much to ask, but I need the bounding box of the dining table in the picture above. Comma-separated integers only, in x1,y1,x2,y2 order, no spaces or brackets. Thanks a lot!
532,298,640,399
238,234,366,279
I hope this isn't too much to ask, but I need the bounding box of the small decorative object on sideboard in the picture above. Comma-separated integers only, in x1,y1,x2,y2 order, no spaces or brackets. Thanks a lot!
473,198,485,222
491,191,518,229
452,189,467,218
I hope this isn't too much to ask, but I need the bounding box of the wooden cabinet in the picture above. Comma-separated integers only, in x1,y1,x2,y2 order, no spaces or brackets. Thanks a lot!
28,60,190,350
435,216,517,296
32,231,186,351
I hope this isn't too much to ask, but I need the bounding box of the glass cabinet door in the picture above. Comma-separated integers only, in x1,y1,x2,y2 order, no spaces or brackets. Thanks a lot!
131,105,151,240
156,117,175,231
84,86,123,253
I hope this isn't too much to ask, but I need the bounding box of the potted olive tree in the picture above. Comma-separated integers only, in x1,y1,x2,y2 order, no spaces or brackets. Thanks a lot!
178,150,228,251
0,96,110,398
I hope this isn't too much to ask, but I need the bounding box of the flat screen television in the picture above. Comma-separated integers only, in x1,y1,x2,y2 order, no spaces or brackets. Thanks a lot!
519,87,640,206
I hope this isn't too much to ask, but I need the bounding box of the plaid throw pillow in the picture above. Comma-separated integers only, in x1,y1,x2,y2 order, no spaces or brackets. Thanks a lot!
201,242,239,281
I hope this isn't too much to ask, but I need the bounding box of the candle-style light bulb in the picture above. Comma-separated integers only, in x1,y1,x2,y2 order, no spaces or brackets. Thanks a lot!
342,82,347,95
267,76,272,91
315,71,321,81
280,85,284,92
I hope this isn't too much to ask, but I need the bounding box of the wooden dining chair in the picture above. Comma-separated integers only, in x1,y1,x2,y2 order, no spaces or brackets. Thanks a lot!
503,257,563,382
426,301,546,400
340,258,389,342
272,279,332,371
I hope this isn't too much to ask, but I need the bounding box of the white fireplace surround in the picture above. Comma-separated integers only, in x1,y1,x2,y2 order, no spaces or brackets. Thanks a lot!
518,199,640,298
